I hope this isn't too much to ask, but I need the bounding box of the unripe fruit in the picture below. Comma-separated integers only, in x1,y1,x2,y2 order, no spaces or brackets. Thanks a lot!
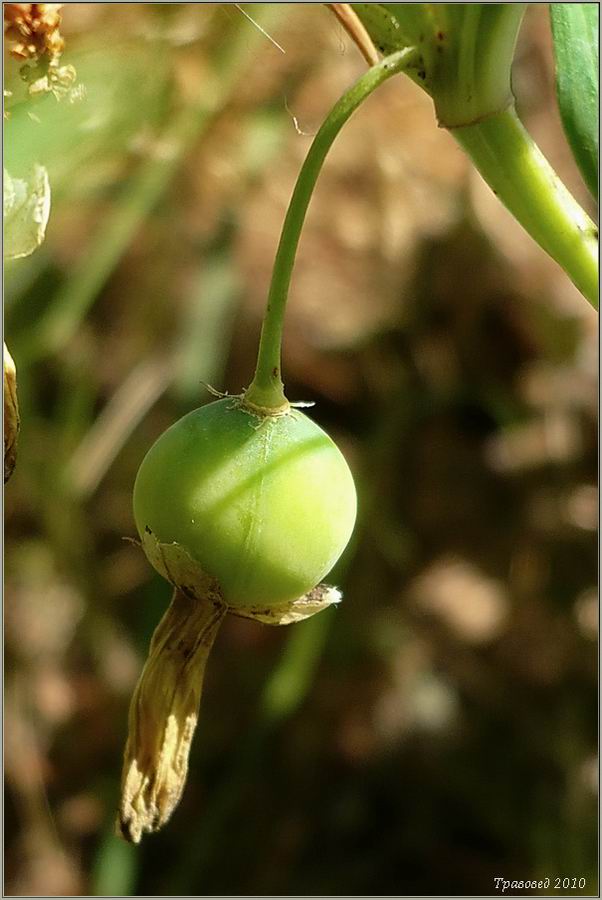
133,397,357,609
118,45,404,841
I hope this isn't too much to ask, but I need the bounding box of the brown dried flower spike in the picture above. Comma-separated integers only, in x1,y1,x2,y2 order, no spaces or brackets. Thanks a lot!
4,3,65,62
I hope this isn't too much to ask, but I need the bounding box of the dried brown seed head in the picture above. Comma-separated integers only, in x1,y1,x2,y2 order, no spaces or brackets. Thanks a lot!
4,3,65,62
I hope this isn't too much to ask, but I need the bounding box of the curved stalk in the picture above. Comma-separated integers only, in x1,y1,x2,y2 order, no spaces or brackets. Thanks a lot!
454,107,599,308
244,47,418,412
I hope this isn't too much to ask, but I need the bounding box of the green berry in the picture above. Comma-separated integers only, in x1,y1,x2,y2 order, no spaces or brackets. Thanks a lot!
133,398,357,608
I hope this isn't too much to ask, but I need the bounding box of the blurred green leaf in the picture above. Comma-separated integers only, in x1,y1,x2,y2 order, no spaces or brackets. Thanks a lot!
550,4,599,199
16,4,285,364
260,611,333,722
92,828,138,896
3,164,50,260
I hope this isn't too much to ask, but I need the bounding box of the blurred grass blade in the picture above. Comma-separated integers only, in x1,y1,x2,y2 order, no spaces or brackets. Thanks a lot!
260,611,333,722
171,608,335,891
20,4,283,363
550,4,599,199
20,109,222,363
92,828,137,896
174,249,240,401
67,357,172,498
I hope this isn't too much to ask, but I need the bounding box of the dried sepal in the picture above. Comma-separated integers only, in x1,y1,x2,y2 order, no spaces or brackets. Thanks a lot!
230,584,342,626
137,530,216,603
138,530,343,623
131,523,345,630
4,343,19,483
118,587,226,844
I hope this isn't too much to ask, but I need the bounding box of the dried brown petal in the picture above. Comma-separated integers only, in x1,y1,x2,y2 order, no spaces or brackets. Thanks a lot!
118,532,344,841
118,588,226,844
230,583,342,625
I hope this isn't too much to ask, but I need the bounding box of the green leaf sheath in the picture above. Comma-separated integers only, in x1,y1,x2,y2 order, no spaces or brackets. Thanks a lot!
550,3,599,199
427,4,527,126
352,3,598,307
356,4,527,124
245,47,419,411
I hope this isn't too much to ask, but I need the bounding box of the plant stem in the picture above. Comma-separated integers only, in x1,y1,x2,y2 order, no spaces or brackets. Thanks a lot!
351,3,598,308
244,47,418,412
454,105,599,308
427,4,527,127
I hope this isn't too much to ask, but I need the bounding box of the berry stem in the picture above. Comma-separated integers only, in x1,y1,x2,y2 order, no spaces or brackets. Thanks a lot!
244,47,419,413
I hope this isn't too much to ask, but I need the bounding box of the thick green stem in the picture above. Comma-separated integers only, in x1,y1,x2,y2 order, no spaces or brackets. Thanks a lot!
428,4,527,127
454,106,598,308
352,3,598,309
244,47,418,412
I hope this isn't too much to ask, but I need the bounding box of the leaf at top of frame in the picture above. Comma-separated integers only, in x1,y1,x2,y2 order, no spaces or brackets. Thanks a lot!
550,3,599,200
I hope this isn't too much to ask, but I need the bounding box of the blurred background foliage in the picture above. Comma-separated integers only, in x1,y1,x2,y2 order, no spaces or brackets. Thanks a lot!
4,4,598,896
